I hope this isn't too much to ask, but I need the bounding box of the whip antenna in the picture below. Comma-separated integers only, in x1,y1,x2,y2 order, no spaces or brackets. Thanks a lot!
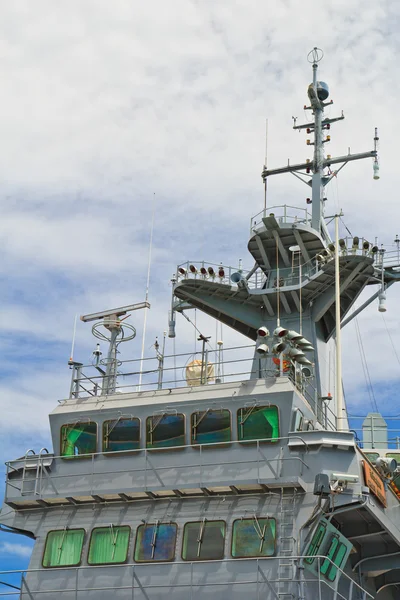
138,193,156,390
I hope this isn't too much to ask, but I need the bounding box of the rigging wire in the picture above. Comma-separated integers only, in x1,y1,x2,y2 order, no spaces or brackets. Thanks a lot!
381,313,400,369
353,315,379,413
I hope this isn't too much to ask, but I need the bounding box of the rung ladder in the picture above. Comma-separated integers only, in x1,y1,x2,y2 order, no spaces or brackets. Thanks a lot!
277,487,297,599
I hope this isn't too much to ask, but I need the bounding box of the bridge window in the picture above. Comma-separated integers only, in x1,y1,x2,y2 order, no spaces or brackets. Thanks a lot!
103,418,140,452
134,522,177,562
304,521,327,565
61,422,97,457
182,520,225,560
231,517,276,558
88,525,130,565
237,405,279,442
43,528,85,567
191,409,231,445
320,535,347,581
146,413,185,449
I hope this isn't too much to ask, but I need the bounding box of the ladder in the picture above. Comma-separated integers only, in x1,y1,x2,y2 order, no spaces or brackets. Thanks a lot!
277,487,297,599
21,448,51,496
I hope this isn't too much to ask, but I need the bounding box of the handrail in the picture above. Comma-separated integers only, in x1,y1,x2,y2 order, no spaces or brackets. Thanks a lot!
0,555,373,599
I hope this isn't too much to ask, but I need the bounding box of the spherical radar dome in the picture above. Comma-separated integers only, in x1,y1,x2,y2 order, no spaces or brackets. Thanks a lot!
316,81,329,101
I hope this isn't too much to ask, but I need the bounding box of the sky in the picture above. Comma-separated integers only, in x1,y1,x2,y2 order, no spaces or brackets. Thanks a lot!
1,0,400,581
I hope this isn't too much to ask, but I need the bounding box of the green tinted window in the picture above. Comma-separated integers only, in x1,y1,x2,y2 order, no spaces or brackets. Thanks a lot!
364,452,379,464
386,453,400,461
237,405,279,442
191,409,230,445
88,526,130,565
323,540,347,582
61,423,96,457
43,529,84,567
134,522,177,562
320,535,339,575
103,418,140,452
146,414,185,449
182,520,225,560
232,517,276,558
305,522,327,565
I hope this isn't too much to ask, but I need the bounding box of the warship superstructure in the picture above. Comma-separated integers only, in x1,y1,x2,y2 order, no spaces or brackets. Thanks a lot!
2,47,400,599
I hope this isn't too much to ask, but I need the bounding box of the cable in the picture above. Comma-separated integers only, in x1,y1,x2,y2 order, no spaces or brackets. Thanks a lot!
381,313,400,370
353,316,379,413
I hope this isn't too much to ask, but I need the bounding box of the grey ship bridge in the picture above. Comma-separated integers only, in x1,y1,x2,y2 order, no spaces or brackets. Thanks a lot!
3,48,400,600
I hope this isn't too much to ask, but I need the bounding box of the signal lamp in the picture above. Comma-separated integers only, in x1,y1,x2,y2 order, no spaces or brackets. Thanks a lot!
257,326,270,338
300,345,314,353
306,139,311,145
302,366,313,378
371,245,379,253
296,355,312,366
326,123,330,130
200,267,207,276
178,267,187,276
306,198,311,204
208,267,215,276
352,237,359,248
327,154,331,159
286,330,303,342
256,343,269,355
363,241,370,250
218,268,225,278
273,326,288,338
328,243,335,253
296,337,313,348
288,347,304,360
339,238,346,248
307,128,311,134
189,264,197,274
272,342,287,354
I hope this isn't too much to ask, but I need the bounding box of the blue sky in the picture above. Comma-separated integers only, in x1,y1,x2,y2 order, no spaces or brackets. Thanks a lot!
1,0,400,582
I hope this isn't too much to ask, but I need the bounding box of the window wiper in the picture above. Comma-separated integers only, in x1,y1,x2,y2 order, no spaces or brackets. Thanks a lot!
192,410,211,441
57,527,67,564
109,524,120,560
197,518,206,557
150,520,160,559
252,515,267,552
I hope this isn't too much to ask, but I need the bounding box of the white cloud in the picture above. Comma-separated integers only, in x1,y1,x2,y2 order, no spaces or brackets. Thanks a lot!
2,0,400,490
0,541,33,559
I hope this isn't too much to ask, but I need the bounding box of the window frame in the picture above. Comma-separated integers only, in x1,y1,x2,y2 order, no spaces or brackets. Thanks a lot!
292,408,304,432
134,521,178,563
42,528,85,568
60,421,97,459
320,535,348,582
181,519,226,561
190,408,231,447
102,417,141,454
231,516,276,558
237,404,280,444
146,412,186,450
87,525,131,566
304,521,327,565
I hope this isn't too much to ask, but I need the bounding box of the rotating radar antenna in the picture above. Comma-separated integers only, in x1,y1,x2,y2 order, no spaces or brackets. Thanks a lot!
81,302,150,395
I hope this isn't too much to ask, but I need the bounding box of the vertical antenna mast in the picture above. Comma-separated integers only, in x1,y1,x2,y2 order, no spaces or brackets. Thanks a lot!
307,47,326,231
264,119,268,213
138,193,156,391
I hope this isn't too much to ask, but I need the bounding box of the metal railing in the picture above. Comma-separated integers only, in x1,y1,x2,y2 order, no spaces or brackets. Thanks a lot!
4,437,311,504
251,205,312,231
0,556,373,599
68,344,256,399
